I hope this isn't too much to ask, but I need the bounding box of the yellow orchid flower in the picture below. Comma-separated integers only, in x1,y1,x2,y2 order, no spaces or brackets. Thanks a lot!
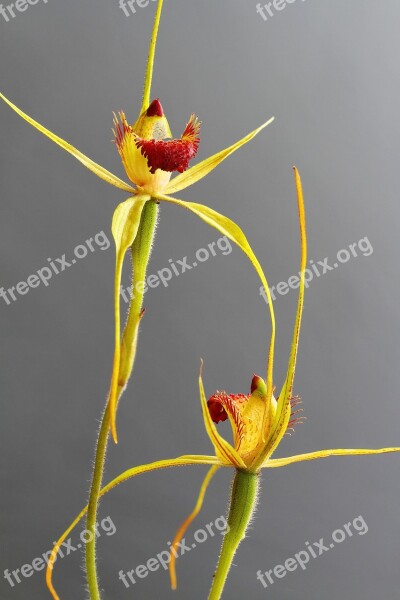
46,168,400,600
0,0,274,445
1,2,277,598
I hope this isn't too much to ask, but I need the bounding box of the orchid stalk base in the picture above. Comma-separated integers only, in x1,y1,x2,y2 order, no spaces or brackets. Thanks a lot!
208,470,259,600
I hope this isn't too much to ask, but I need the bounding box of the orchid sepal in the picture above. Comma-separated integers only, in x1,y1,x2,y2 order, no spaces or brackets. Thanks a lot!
0,92,135,193
265,447,400,468
252,167,308,468
164,116,275,195
109,195,150,442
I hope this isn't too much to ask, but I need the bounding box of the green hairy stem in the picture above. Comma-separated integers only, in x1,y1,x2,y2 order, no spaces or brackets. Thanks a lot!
208,470,259,600
85,201,159,600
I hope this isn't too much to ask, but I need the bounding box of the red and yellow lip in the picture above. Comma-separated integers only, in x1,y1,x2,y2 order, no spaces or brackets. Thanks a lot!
113,98,200,194
207,375,278,467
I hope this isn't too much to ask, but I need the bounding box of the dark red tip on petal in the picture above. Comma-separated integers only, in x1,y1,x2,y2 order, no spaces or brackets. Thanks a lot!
147,99,164,117
251,374,267,396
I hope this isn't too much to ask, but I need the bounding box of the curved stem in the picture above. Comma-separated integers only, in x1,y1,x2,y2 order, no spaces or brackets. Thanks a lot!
208,470,259,600
85,201,159,600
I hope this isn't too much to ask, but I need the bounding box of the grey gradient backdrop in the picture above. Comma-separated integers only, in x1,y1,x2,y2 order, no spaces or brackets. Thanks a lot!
1,1,400,599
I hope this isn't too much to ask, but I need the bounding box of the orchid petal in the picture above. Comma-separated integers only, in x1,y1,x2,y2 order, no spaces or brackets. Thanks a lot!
164,117,275,195
170,465,219,590
271,168,307,442
141,0,164,113
0,92,134,193
256,167,307,467
46,455,222,600
154,192,276,407
199,364,246,469
112,200,159,435
109,196,149,443
265,447,400,469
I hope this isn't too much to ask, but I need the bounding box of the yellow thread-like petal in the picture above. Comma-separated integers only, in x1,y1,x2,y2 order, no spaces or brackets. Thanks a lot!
155,193,276,409
0,92,134,193
101,455,224,495
265,447,400,469
109,196,149,443
164,117,275,195
256,167,307,467
46,507,88,600
199,365,246,469
46,455,222,600
169,465,219,590
141,0,164,113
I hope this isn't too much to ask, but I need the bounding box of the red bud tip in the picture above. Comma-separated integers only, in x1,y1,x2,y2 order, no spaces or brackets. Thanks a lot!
251,374,267,395
147,99,164,117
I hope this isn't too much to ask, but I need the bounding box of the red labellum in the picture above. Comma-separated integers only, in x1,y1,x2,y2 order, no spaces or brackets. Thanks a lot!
136,114,201,174
208,393,229,424
207,391,248,425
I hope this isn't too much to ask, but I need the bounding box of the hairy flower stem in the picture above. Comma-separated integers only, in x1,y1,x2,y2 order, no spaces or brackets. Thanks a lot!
85,200,159,600
208,470,259,600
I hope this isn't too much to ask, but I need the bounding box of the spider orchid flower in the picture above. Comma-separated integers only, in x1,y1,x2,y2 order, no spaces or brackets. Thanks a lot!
0,0,274,444
46,169,400,600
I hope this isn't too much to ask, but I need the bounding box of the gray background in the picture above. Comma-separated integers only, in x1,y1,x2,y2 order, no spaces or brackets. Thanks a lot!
1,0,400,598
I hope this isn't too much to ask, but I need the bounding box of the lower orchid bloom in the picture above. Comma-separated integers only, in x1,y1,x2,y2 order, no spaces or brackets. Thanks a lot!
46,168,400,600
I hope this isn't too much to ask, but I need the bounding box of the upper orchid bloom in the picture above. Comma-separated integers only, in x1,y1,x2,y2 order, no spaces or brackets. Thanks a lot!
46,169,400,600
0,0,274,444
113,99,201,194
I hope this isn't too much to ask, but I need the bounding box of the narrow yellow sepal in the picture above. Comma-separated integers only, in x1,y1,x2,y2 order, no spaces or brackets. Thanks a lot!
199,365,246,469
257,167,307,465
169,465,219,590
0,92,135,193
164,117,275,195
109,196,150,443
265,447,400,469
